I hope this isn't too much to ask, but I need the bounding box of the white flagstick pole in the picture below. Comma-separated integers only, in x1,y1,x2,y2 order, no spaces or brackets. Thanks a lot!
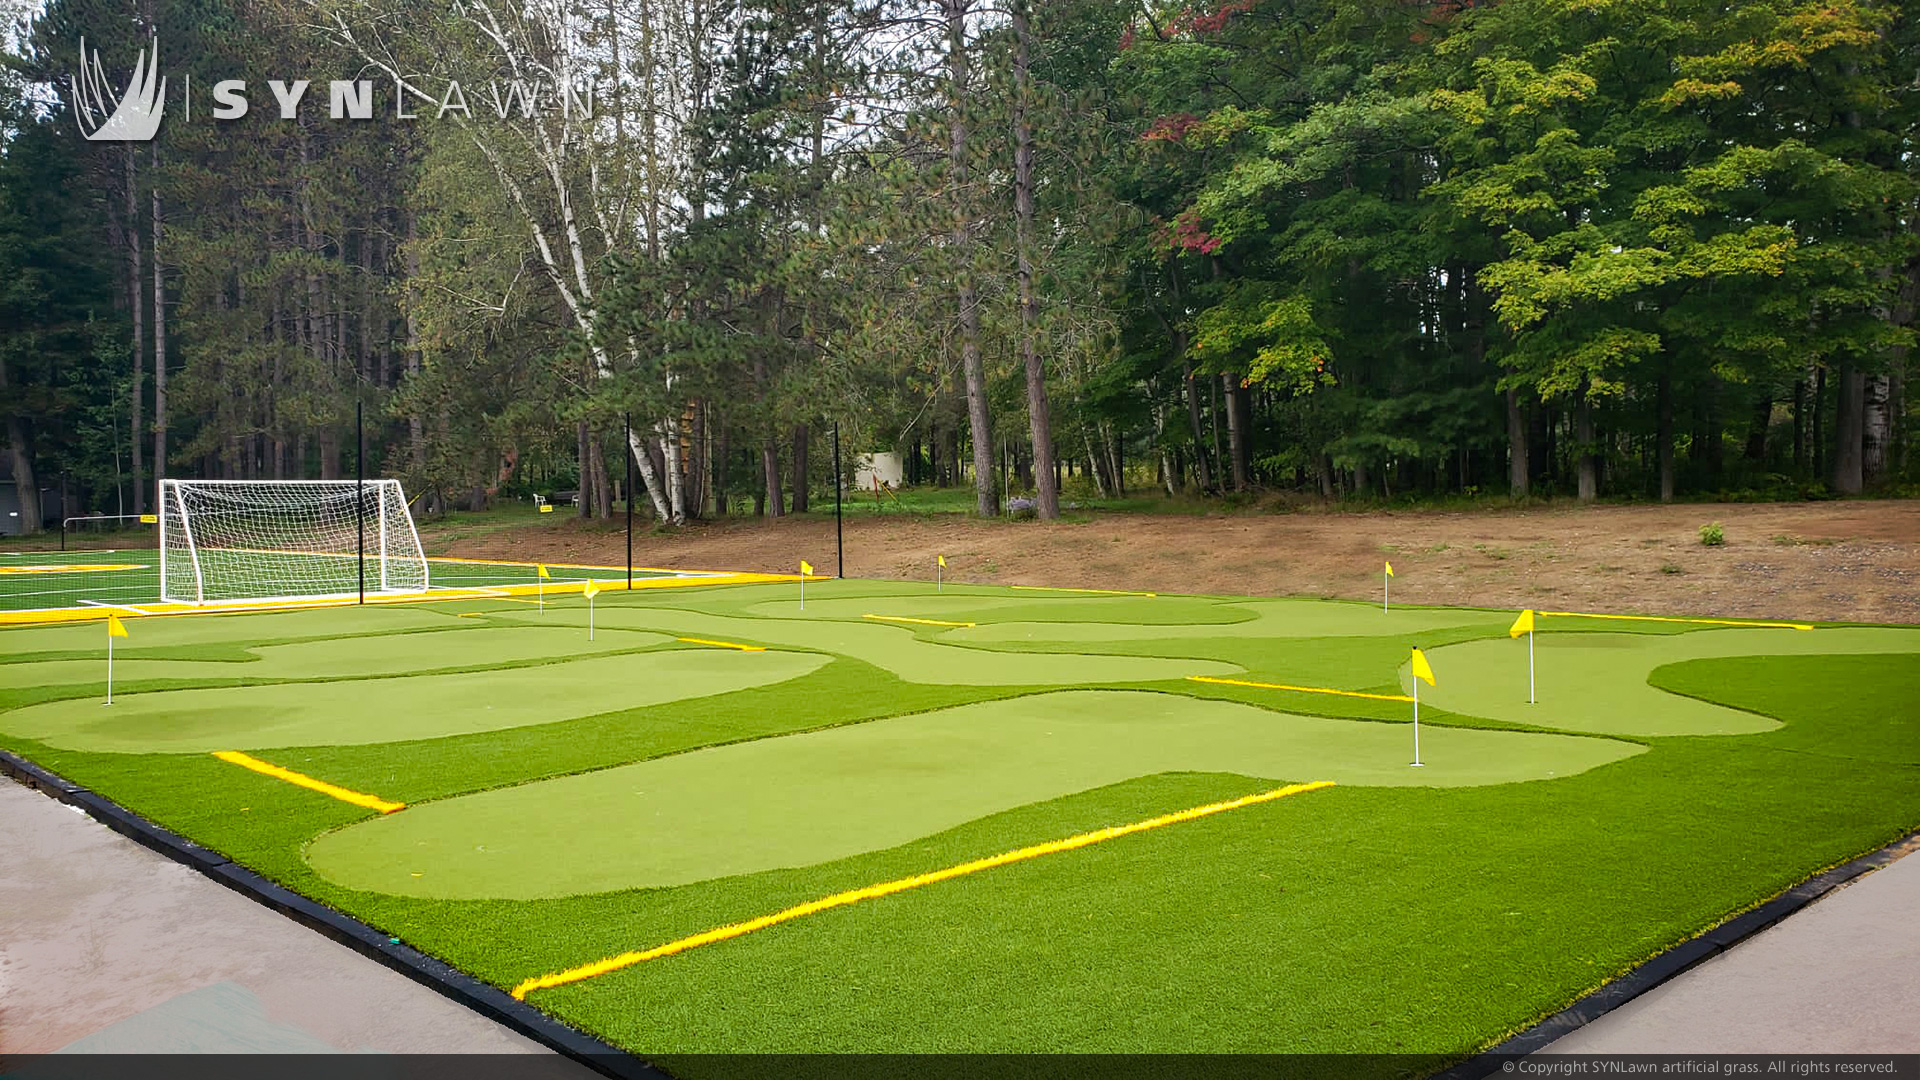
937,560,943,592
106,632,114,706
1383,568,1388,612
1411,679,1422,767
589,591,596,642
1528,628,1536,704
800,574,806,612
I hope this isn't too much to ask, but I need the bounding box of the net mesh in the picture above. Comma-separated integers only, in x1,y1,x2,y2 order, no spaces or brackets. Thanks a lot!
159,480,428,603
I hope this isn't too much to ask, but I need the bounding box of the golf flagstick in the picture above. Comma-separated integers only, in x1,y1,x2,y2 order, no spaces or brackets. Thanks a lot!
1383,560,1393,612
1509,609,1536,704
1408,647,1435,767
105,614,128,704
584,580,600,641
800,560,813,610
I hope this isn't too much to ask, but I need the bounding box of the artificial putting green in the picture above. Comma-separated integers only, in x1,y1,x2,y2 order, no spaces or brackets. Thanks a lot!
0,576,1916,1066
306,688,1642,899
4,625,672,686
1412,627,1920,736
4,646,828,752
518,605,1245,685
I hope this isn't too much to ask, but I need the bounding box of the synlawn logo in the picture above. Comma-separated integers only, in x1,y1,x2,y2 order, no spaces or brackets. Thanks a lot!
69,31,595,142
72,37,165,142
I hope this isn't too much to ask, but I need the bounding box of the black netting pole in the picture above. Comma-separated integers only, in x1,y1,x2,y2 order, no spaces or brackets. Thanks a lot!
833,421,844,578
625,413,633,590
357,400,365,605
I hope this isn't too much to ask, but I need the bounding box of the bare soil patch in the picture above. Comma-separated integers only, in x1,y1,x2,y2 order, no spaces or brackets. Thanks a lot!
437,500,1920,625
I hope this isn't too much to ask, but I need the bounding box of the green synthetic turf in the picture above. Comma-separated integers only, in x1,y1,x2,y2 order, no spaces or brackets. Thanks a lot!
1413,627,1920,736
945,599,1503,642
307,689,1641,899
1,579,1916,1064
527,605,1245,685
4,646,828,752
5,625,671,686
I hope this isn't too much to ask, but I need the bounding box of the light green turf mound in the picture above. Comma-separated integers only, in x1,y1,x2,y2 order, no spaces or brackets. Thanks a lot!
0,605,462,652
1410,627,1920,736
523,606,1244,685
306,689,1642,899
739,592,1254,626
945,599,1498,643
2,625,669,686
0,648,827,752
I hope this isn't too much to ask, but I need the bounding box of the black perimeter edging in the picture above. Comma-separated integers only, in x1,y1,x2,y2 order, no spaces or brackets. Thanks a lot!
0,749,672,1080
1436,824,1920,1079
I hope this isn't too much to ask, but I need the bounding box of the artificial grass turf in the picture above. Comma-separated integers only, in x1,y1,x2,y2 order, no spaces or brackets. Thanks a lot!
516,603,1245,685
306,689,1641,899
1,583,1917,1065
1414,627,1920,737
3,645,830,752
4,624,675,686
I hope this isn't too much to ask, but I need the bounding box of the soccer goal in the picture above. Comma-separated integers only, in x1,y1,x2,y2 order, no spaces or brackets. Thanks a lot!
158,480,429,604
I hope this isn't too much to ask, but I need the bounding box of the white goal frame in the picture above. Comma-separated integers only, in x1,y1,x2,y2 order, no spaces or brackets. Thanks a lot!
158,479,430,605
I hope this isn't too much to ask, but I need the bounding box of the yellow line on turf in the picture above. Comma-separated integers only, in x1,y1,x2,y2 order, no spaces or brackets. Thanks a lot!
1538,610,1813,631
212,751,405,814
1187,675,1414,703
677,637,767,652
511,779,1335,1000
862,614,976,628
1009,585,1157,597
0,572,799,627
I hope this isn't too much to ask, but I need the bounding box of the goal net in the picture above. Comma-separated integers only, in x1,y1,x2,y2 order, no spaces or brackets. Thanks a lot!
159,480,429,604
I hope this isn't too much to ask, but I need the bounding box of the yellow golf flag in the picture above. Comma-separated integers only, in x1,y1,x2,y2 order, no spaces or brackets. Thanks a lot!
800,560,814,577
1385,560,1394,577
937,554,947,568
106,614,129,638
1409,647,1435,687
537,563,551,579
1509,609,1535,638
583,580,601,600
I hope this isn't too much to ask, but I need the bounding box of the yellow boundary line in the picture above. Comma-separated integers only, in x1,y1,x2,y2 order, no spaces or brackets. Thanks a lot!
1187,675,1413,703
0,571,798,627
1539,610,1814,631
861,614,977,628
1009,585,1157,597
510,779,1334,1000
677,637,767,652
212,751,405,814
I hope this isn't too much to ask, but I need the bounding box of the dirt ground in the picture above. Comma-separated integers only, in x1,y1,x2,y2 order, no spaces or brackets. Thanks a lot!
439,499,1920,626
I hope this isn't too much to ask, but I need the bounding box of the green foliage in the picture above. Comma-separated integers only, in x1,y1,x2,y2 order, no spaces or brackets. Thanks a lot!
1699,521,1725,546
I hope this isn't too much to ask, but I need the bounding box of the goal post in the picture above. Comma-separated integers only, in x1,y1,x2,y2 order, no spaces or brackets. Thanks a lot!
158,479,429,604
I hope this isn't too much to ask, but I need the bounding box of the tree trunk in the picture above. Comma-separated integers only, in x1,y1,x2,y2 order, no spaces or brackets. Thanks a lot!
1223,375,1251,491
791,423,810,513
591,434,613,520
763,438,784,517
1182,359,1211,491
1575,387,1597,501
945,0,996,517
577,421,593,518
1506,388,1530,497
0,355,40,535
126,147,145,515
1011,1,1059,520
1745,388,1772,463
1812,365,1827,480
1863,376,1890,485
1657,371,1675,501
404,211,426,482
1832,358,1865,494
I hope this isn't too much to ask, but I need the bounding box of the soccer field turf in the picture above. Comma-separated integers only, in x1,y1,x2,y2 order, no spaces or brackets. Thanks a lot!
2,577,1917,1070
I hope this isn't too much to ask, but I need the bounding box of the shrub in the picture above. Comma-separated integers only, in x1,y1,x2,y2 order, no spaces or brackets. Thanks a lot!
1699,522,1725,547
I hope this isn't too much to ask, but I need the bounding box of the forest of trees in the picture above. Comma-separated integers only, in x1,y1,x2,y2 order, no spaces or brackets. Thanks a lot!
1,0,1915,535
